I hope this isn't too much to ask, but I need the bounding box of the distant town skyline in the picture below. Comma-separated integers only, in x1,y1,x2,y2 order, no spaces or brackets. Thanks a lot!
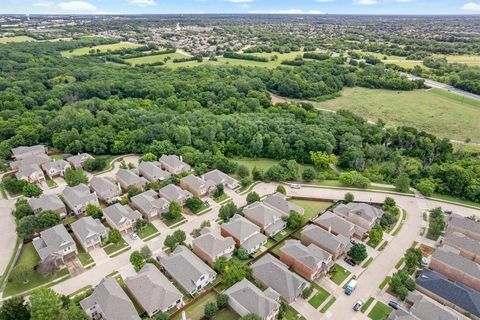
1,0,480,15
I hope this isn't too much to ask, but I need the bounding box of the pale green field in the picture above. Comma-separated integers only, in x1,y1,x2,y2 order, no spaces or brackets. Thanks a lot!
434,54,480,66
0,36,36,44
168,51,306,69
125,52,190,65
287,87,480,143
62,42,141,57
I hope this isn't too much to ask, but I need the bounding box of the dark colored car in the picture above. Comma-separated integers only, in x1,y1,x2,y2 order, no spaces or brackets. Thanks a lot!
388,301,399,310
350,239,357,245
344,257,356,266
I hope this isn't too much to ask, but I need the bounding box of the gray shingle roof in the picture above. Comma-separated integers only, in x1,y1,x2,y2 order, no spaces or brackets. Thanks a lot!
28,194,65,213
251,254,309,302
225,279,279,318
180,174,215,194
444,231,480,256
138,161,171,181
131,190,169,216
103,203,142,229
15,163,43,179
264,192,305,216
66,153,93,167
71,216,107,244
448,214,480,235
80,277,140,320
159,155,190,172
11,145,46,159
242,232,268,252
314,211,357,237
280,239,332,270
416,269,480,318
244,201,286,227
301,224,349,254
222,215,261,243
192,229,235,261
158,184,192,203
90,177,120,198
159,246,216,294
125,264,182,315
116,169,146,187
333,202,383,223
202,169,238,188
407,291,462,320
432,248,480,280
33,224,75,261
62,183,98,208
41,159,69,173
11,154,52,170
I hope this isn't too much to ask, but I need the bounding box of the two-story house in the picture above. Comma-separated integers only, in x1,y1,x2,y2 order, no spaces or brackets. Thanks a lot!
138,161,171,182
159,245,217,295
243,201,287,238
179,174,215,197
71,216,108,252
103,203,142,234
41,159,71,179
158,184,193,206
62,183,99,215
130,189,170,221
66,153,94,169
28,194,67,217
221,215,267,255
116,169,147,191
158,154,191,175
90,176,122,203
192,228,236,265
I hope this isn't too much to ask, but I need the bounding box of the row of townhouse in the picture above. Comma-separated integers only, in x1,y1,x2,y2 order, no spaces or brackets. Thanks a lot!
10,145,93,184
415,214,480,319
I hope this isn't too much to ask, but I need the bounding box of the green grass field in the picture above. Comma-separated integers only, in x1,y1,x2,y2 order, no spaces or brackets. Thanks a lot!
313,87,480,143
368,301,393,320
329,264,351,285
290,199,332,220
103,238,129,255
0,36,37,44
62,42,141,57
434,54,480,66
173,291,217,320
125,52,190,65
136,223,159,240
308,285,330,308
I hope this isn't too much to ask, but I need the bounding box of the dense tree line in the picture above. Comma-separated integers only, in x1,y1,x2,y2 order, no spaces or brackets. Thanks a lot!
0,40,479,203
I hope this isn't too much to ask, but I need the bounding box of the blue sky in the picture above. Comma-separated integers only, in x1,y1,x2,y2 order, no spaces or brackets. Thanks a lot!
1,0,480,15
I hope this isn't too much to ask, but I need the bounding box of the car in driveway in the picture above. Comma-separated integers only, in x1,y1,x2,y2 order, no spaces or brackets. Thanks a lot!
353,299,365,311
130,232,138,240
350,239,357,245
388,301,399,310
344,257,356,266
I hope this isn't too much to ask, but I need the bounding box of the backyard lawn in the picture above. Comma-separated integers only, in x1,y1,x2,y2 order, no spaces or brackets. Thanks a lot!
4,243,69,297
136,223,159,240
284,305,306,320
215,308,239,320
103,238,129,256
329,264,351,285
290,199,332,220
173,291,217,320
368,301,393,320
308,285,330,308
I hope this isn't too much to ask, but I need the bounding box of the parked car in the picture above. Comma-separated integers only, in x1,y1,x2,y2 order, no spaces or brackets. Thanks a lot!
204,199,213,207
353,299,365,311
130,232,138,240
350,239,357,245
290,184,301,189
344,257,356,266
388,301,399,310
421,257,428,265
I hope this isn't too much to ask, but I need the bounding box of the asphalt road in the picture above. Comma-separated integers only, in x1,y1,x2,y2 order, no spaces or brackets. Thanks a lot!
405,73,480,101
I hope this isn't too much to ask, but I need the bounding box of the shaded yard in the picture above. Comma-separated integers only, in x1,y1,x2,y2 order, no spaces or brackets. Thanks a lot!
173,291,217,320
329,264,351,285
290,199,332,220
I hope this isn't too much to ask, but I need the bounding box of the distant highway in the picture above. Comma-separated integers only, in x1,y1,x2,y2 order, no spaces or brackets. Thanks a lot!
404,73,480,101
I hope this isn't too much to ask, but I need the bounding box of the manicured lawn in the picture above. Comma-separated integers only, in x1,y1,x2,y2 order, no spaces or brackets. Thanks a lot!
265,238,277,249
290,199,332,220
233,158,281,172
329,264,351,285
136,223,159,240
125,52,190,65
0,238,21,288
284,305,306,320
4,243,69,297
77,246,94,267
103,238,129,255
308,286,330,308
362,257,373,268
429,192,480,209
320,297,336,313
215,308,239,320
62,42,141,56
368,301,393,320
313,87,480,143
395,258,404,269
173,291,217,320
361,297,375,313
271,241,285,256
379,276,391,290
213,193,229,203
0,36,36,43
45,178,57,188
161,215,186,227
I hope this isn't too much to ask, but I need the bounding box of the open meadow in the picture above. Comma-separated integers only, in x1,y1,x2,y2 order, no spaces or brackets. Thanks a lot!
61,42,141,57
0,36,36,43
288,87,480,143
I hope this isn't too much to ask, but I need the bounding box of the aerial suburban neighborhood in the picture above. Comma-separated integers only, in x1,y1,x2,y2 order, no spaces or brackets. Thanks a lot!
1,8,480,320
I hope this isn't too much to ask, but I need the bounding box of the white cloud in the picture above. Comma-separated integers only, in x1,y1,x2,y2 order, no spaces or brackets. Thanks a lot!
353,0,378,5
57,1,96,11
249,9,323,14
462,1,480,11
33,1,55,7
128,0,157,6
